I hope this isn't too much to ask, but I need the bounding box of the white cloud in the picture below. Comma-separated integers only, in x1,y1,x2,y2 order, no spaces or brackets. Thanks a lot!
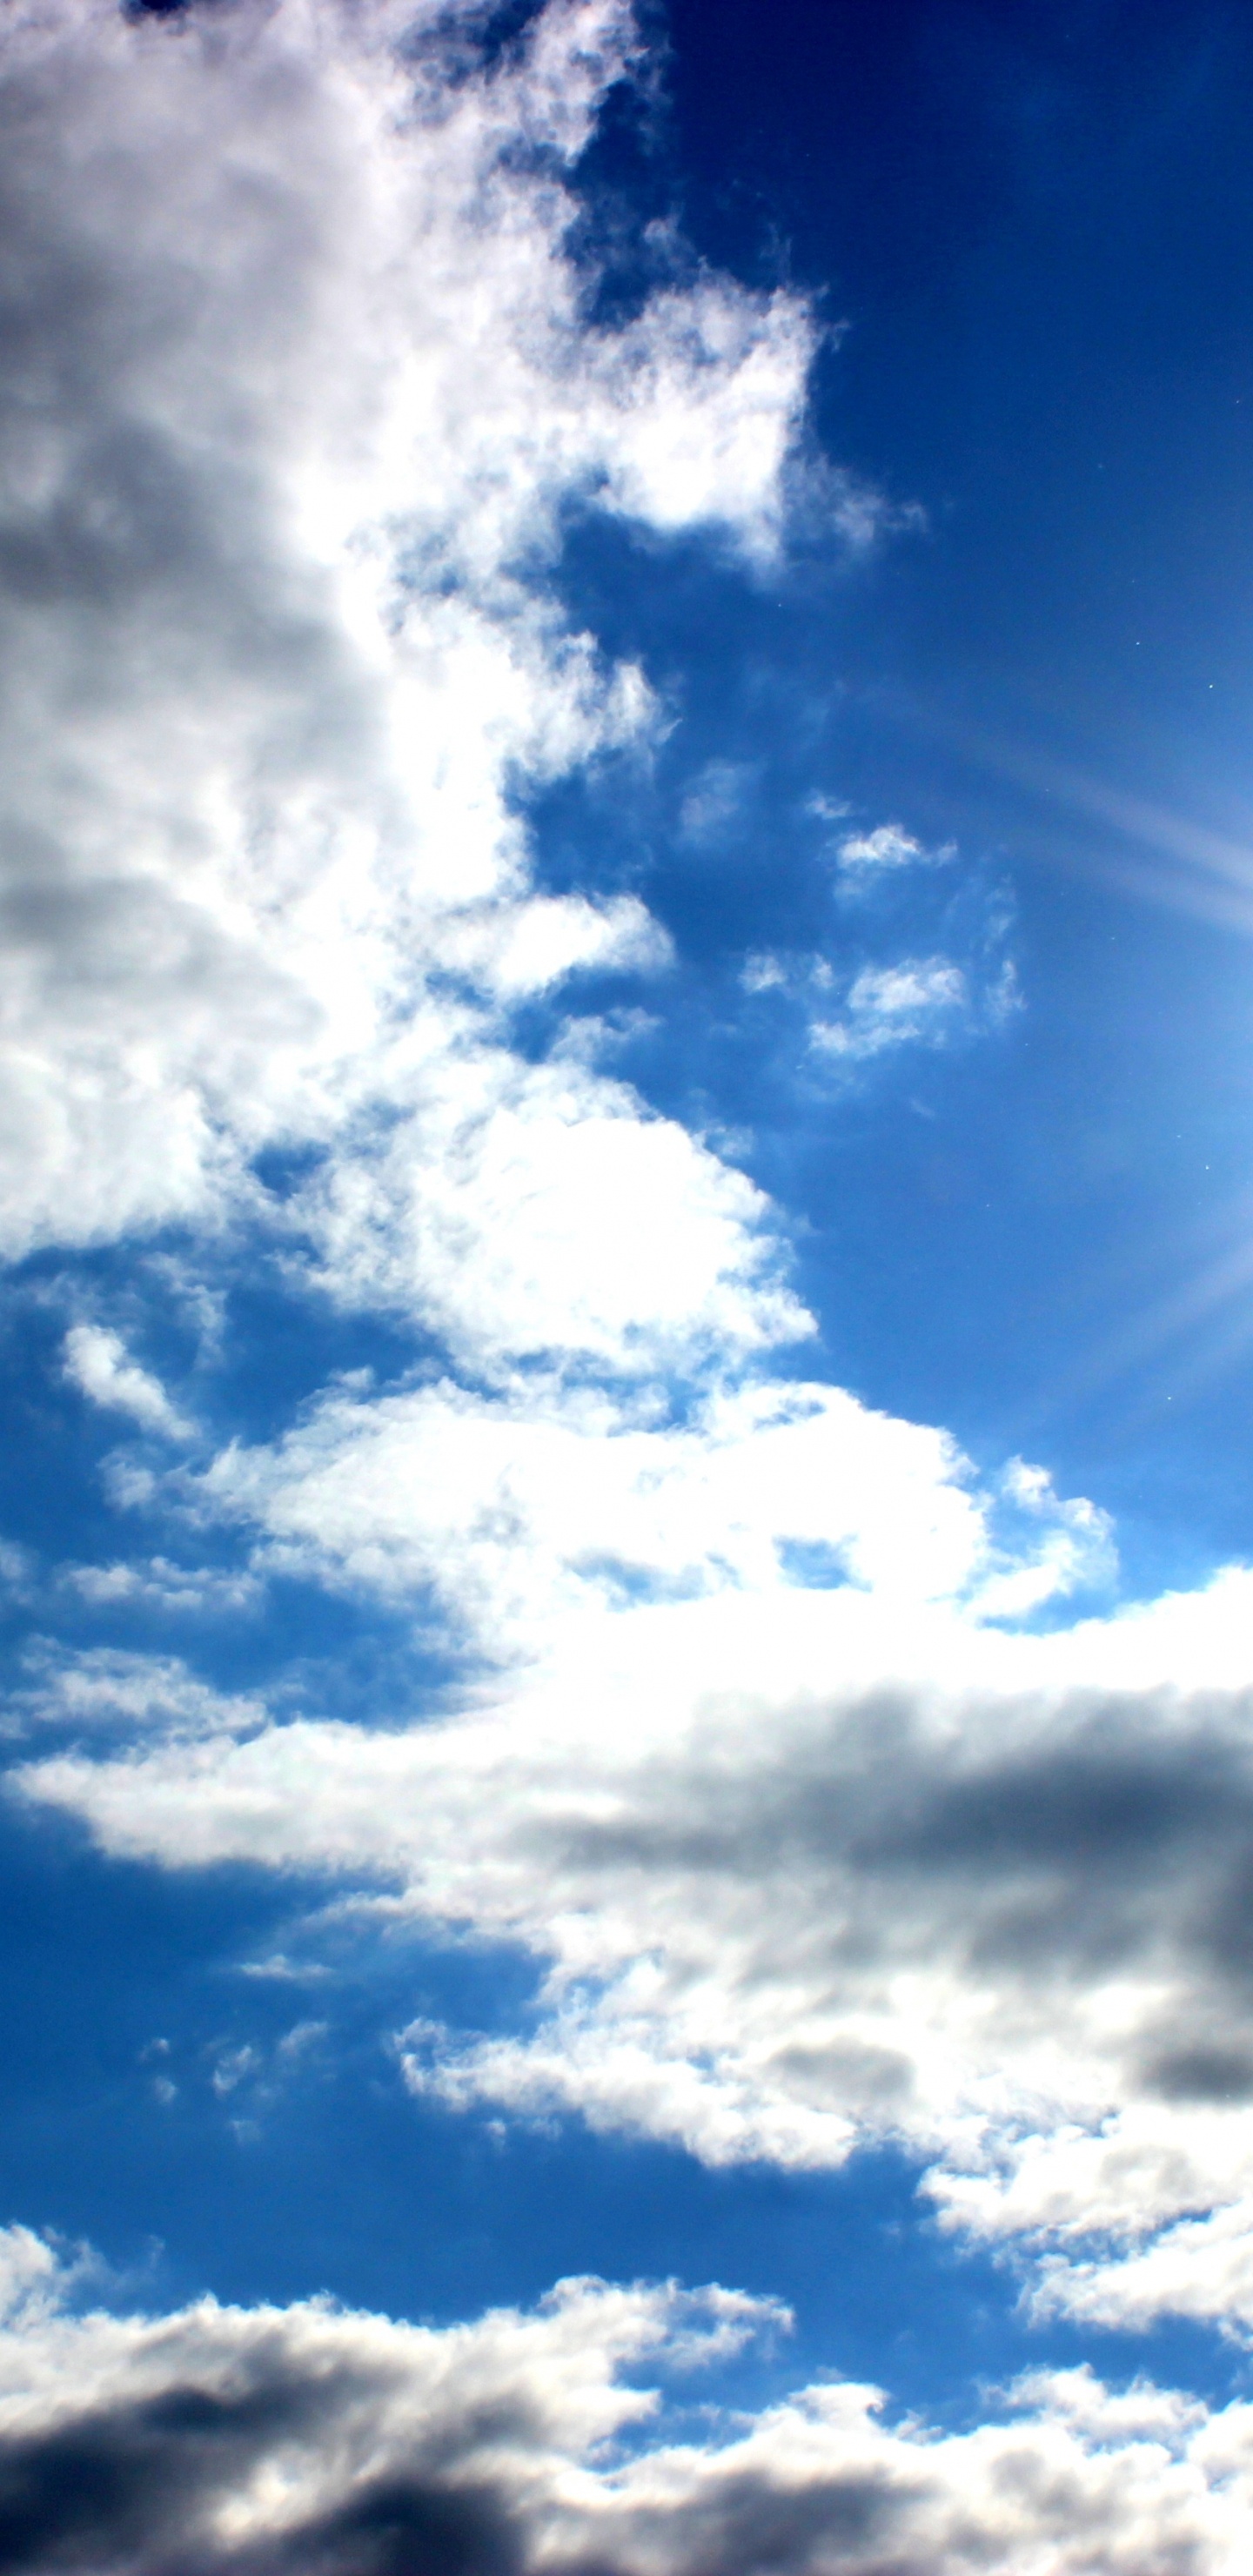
57,1556,261,1615
183,1372,1093,1657
0,0,812,1270
810,958,968,1059
16,1646,265,1742
0,2230,1241,2575
37,1547,1253,2333
291,1050,809,1371
432,893,671,1002
740,949,788,994
808,949,1022,1063
835,822,955,872
62,1325,191,1439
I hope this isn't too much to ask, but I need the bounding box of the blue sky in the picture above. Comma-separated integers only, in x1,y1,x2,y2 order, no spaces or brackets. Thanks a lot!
3,3,1253,2568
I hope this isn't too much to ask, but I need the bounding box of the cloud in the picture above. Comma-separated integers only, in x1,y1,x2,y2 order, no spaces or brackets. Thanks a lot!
57,1558,261,1616
835,820,955,873
0,2231,1240,2574
740,950,789,994
808,948,1022,1065
62,1326,191,1441
810,958,969,1059
290,1048,810,1373
181,1372,1092,1655
0,0,812,1269
15,1646,266,1743
431,895,671,1003
36,1546,1253,2329
676,760,754,847
7,0,1253,2392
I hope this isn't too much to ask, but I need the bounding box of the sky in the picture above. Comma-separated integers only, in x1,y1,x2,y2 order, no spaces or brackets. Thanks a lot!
3,0,1253,2566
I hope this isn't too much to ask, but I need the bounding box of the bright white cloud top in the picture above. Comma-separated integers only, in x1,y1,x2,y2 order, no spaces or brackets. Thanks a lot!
0,0,1250,2566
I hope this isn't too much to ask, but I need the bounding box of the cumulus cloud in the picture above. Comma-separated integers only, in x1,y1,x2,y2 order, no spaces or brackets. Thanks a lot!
0,2231,1242,2575
187,1372,1038,1653
291,1046,809,1372
0,0,812,1274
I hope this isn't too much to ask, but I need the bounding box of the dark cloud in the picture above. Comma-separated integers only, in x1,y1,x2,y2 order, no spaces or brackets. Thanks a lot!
0,2253,1233,2575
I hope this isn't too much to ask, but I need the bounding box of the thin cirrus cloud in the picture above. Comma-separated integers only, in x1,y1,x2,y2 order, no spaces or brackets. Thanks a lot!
0,2,1250,2564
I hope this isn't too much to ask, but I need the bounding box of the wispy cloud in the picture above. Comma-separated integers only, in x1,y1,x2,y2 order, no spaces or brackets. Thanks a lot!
835,820,955,872
63,1326,191,1441
810,956,969,1058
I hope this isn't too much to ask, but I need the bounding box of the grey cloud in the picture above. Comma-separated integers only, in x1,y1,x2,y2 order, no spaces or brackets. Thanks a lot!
0,2395,524,2576
522,1685,1253,2009
36,1645,1253,2278
0,2248,1238,2576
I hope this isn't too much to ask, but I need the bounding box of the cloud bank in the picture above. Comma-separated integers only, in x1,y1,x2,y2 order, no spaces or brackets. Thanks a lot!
0,2232,1244,2576
26,1560,1253,2333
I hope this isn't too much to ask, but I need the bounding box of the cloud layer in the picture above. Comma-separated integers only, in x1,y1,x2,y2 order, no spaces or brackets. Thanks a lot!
24,1558,1253,2333
0,2232,1244,2576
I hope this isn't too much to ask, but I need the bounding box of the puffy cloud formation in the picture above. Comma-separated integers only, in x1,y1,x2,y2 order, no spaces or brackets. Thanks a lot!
292,1043,808,1371
188,1373,1106,1650
835,821,954,871
0,0,811,1317
0,2231,1245,2575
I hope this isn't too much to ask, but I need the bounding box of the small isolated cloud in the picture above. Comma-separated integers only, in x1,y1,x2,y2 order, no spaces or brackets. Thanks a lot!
63,1327,191,1441
811,957,968,1060
677,761,754,847
740,950,789,994
835,821,955,873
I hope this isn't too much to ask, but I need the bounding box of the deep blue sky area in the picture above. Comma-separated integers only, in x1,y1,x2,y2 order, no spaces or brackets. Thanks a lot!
536,0,1253,1594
